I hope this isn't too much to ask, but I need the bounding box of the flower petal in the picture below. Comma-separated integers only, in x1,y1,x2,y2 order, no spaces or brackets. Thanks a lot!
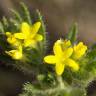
5,50,16,56
44,55,56,64
14,33,26,39
63,48,73,58
6,32,11,36
21,22,30,36
55,63,65,75
24,39,37,48
30,22,41,38
34,34,43,41
65,58,79,71
53,40,63,56
24,39,33,47
62,40,71,49
5,49,22,60
7,36,17,44
18,45,22,52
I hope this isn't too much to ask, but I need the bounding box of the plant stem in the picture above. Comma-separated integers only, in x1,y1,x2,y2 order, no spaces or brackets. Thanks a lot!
57,76,66,90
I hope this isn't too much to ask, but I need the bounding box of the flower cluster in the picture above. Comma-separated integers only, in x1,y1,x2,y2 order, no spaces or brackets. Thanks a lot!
44,39,87,75
5,21,87,76
5,21,43,60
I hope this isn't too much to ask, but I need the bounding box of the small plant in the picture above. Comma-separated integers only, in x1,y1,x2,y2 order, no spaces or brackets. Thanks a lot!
0,2,96,96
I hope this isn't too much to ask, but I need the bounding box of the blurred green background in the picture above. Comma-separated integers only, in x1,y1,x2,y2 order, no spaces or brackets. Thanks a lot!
0,0,96,96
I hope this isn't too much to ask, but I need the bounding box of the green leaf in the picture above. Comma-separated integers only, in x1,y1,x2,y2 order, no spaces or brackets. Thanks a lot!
36,10,47,56
0,21,4,33
10,9,22,23
2,17,9,28
67,23,78,44
20,2,32,24
9,18,20,30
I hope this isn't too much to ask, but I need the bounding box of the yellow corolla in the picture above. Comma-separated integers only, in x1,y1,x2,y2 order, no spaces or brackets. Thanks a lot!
6,32,20,46
73,42,87,59
14,22,43,47
5,46,22,60
44,39,79,76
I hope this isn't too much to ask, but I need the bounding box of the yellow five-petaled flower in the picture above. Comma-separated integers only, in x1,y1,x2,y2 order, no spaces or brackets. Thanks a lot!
5,21,43,48
44,39,87,76
72,42,87,59
14,21,43,47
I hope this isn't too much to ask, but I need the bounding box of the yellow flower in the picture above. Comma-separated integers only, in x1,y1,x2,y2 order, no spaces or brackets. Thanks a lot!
44,39,79,75
6,32,20,46
73,42,87,59
14,22,43,47
5,46,22,60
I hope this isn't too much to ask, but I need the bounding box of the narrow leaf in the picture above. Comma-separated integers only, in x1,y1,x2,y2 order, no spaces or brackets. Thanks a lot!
67,23,78,44
0,21,4,33
20,2,32,24
36,10,47,56
2,16,9,28
10,9,22,22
